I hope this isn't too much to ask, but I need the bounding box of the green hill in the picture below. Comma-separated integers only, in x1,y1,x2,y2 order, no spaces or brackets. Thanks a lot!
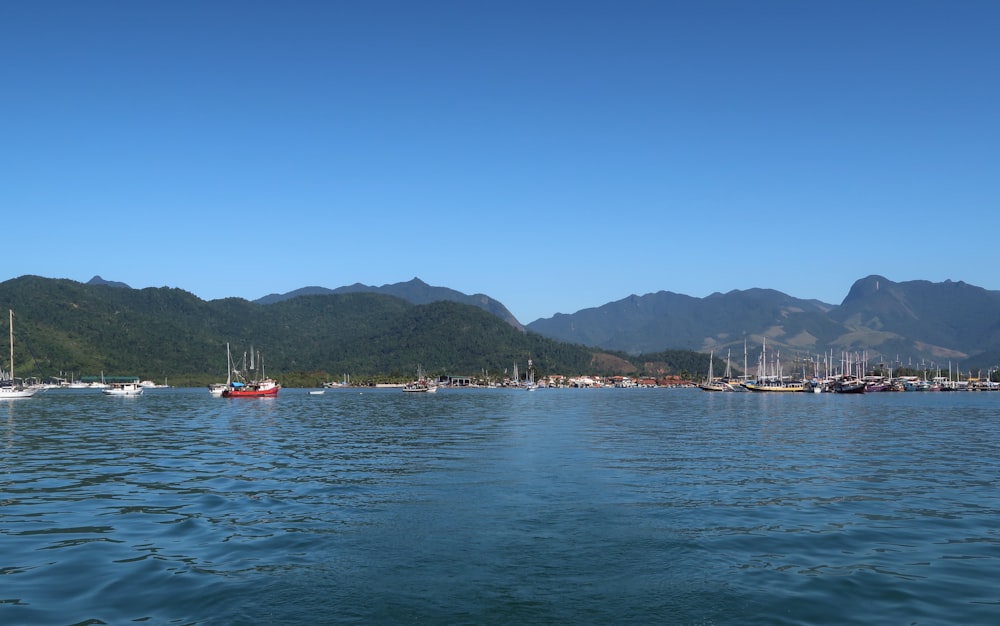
0,276,707,386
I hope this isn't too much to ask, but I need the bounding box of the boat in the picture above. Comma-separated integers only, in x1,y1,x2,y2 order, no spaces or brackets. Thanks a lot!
223,379,280,397
740,339,805,392
742,380,807,392
525,358,538,391
221,346,280,398
208,343,233,396
832,377,866,394
402,365,437,392
0,310,43,399
102,379,144,396
324,373,350,388
699,351,735,392
402,379,436,392
308,390,325,395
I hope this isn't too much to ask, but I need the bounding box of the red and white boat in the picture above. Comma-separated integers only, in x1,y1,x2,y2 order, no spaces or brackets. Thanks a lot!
222,378,279,397
219,344,281,398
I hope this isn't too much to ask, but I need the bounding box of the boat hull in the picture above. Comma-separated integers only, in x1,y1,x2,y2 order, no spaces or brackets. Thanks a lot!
834,383,866,394
742,383,806,392
0,386,42,398
102,381,144,396
222,386,279,398
402,385,436,393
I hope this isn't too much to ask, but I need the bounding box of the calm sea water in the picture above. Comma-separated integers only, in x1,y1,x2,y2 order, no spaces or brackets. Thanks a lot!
2,387,999,625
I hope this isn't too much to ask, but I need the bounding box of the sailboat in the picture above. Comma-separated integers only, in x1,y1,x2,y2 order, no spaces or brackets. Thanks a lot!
741,338,806,392
699,351,732,392
208,342,232,396
1,310,42,398
525,358,538,390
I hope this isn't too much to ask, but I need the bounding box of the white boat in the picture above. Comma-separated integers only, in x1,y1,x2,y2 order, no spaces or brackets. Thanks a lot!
324,373,350,388
402,380,436,392
525,358,538,390
308,390,325,395
208,343,233,396
102,379,144,396
699,351,733,392
0,310,43,399
403,365,437,392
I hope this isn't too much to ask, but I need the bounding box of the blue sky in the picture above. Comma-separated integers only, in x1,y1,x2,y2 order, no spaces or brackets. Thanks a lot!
3,1,998,323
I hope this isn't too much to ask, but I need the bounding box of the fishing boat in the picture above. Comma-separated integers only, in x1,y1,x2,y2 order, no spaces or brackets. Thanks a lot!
223,379,280,397
0,310,43,399
221,345,280,398
402,365,437,392
402,380,436,392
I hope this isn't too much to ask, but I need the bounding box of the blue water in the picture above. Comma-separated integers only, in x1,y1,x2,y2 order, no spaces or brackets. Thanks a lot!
2,387,999,624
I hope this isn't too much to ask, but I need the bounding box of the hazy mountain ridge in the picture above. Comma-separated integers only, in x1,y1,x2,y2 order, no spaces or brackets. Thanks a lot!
526,275,1000,366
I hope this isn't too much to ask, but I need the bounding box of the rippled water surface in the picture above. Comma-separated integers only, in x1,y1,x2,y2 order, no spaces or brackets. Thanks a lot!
2,387,999,624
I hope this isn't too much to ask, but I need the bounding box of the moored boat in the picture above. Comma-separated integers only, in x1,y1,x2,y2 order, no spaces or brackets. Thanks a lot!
700,350,738,391
402,380,436,393
833,377,866,394
209,343,234,396
742,380,807,392
216,344,281,398
1,310,43,399
741,339,805,391
102,379,144,396
222,379,279,397
403,365,437,393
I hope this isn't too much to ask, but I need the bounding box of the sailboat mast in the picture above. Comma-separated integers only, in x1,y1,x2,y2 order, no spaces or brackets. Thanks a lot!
9,309,14,381
743,338,748,382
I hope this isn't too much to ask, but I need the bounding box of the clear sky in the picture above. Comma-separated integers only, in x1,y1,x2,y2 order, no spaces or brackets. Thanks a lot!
3,1,998,323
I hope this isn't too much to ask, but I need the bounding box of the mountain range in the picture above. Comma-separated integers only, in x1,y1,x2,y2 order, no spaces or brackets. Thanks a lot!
10,274,1000,379
260,275,1000,370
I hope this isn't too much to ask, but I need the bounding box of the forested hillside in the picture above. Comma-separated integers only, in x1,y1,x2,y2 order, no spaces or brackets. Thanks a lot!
0,276,711,386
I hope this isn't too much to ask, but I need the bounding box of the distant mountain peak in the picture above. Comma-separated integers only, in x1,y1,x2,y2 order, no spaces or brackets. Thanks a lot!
87,275,131,289
254,277,524,330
